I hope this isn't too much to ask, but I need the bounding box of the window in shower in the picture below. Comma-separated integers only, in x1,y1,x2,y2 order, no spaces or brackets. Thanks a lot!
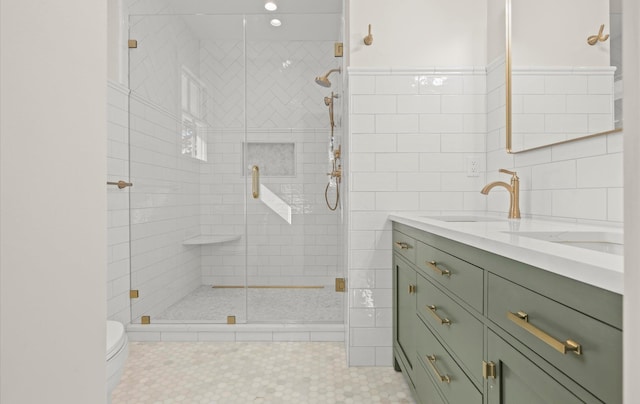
181,67,208,161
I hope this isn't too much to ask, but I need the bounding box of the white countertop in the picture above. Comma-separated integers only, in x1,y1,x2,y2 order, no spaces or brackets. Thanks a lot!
389,213,624,294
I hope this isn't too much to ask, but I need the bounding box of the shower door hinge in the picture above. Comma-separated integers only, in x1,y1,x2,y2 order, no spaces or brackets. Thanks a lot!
334,42,344,57
335,278,346,292
128,39,138,49
130,290,139,299
141,315,151,325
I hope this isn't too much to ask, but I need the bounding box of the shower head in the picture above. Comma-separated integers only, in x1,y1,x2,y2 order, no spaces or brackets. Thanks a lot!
314,68,341,87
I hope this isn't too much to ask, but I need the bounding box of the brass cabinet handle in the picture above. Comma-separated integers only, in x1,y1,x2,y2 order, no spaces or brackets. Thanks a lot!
394,241,410,250
427,305,451,326
107,180,133,189
407,284,416,294
427,261,451,277
507,311,582,355
251,165,260,199
426,355,451,383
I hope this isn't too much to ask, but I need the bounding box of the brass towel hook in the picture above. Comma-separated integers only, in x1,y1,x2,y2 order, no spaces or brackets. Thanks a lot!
363,24,373,46
587,24,609,46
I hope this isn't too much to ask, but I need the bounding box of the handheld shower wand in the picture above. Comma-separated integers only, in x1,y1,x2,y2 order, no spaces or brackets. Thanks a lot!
324,92,338,130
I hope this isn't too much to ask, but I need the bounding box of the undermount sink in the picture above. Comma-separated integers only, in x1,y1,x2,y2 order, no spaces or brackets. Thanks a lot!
424,215,506,223
504,231,624,255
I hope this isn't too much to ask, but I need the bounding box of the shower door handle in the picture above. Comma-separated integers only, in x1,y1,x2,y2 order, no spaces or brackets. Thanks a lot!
107,180,133,189
252,165,260,199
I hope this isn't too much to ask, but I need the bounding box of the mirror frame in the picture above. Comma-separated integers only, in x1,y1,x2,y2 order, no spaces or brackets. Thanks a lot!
505,0,622,153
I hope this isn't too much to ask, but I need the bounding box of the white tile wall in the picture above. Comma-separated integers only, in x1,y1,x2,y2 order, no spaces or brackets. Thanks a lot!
511,67,615,150
347,68,487,366
486,63,623,224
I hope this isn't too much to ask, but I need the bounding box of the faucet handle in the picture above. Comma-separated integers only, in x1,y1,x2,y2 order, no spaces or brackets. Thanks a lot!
499,168,518,178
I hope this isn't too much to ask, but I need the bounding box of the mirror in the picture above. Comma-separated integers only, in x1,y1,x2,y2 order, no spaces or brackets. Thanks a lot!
506,0,622,153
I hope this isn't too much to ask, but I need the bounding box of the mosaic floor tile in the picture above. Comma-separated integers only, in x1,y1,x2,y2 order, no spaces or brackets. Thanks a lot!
155,287,343,323
112,342,415,403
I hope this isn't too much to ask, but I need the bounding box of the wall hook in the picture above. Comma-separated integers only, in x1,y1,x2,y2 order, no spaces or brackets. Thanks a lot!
587,24,609,46
363,24,373,46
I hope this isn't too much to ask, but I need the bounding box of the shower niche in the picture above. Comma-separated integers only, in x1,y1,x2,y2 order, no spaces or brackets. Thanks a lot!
126,7,345,326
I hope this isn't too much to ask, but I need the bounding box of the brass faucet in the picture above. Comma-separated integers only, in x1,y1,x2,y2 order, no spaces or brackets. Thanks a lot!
481,169,521,219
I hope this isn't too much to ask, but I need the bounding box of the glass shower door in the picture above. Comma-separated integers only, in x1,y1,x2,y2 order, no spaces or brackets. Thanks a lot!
243,14,344,323
128,13,248,324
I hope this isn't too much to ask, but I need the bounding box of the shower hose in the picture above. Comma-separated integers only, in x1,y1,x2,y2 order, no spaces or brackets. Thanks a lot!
325,159,340,211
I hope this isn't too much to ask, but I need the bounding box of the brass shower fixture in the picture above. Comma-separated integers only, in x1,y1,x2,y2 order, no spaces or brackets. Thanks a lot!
314,68,341,88
324,92,339,129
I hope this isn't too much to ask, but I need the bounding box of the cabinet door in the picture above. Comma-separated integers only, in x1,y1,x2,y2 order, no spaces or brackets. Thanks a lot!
487,331,582,404
394,257,416,371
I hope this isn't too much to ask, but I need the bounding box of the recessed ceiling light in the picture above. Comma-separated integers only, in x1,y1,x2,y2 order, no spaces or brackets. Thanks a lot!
270,18,282,27
264,1,277,11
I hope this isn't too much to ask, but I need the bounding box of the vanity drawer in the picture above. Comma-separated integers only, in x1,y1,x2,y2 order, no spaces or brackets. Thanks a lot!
416,273,483,385
416,320,482,404
393,230,417,264
416,241,483,312
487,273,622,404
414,359,447,404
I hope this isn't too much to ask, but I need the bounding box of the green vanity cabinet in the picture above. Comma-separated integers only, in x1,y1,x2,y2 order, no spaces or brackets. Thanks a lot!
392,221,622,404
486,330,584,404
393,252,417,380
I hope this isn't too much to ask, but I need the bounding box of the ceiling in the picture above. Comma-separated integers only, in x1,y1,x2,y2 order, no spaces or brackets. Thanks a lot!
130,0,342,16
130,0,343,41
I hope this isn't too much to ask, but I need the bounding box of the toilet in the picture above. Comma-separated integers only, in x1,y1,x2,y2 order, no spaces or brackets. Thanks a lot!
106,321,129,403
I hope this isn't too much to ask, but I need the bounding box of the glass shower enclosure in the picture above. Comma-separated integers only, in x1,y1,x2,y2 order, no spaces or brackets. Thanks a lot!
127,9,344,325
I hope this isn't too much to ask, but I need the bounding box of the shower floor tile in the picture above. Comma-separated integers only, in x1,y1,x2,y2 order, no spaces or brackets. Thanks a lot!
155,286,343,323
112,342,415,404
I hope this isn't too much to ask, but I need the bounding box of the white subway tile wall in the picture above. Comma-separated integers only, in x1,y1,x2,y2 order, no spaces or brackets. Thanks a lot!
511,67,615,150
347,68,488,366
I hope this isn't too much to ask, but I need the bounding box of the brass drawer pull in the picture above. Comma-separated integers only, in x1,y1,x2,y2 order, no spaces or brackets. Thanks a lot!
507,311,582,355
427,261,451,277
408,284,416,294
426,355,451,383
427,305,451,326
394,241,411,250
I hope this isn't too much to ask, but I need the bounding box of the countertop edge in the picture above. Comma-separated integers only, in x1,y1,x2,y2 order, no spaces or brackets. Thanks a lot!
389,213,623,295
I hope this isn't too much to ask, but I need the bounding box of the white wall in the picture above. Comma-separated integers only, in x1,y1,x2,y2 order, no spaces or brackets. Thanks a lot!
349,0,487,67
623,0,640,400
0,0,107,403
511,0,610,66
487,0,506,63
107,82,132,325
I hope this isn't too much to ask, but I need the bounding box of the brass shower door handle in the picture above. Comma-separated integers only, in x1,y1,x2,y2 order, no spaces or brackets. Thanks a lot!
107,180,133,189
252,165,260,199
